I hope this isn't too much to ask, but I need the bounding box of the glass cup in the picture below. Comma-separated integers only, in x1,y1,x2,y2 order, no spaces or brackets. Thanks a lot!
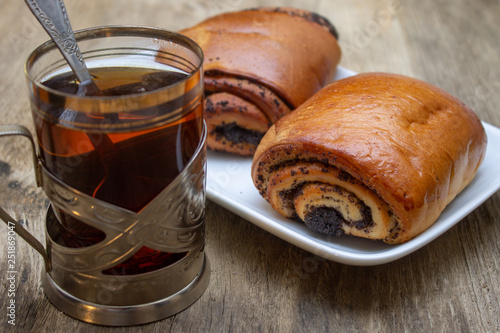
1,26,209,326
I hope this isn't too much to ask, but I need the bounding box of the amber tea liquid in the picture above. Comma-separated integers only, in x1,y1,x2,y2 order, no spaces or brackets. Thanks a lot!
33,65,203,275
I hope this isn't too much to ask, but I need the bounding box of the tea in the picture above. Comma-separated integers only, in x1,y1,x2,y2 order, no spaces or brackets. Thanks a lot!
33,65,203,274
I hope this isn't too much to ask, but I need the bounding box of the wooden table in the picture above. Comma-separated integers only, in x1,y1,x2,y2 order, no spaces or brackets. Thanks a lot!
1,0,499,332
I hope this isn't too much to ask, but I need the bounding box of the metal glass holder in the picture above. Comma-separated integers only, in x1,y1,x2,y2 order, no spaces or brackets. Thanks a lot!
0,123,210,326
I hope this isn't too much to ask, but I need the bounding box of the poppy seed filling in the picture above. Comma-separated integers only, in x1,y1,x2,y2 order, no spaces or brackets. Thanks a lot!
303,202,374,237
213,122,264,145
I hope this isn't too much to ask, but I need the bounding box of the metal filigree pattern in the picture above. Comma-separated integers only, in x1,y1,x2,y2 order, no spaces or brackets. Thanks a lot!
43,126,207,273
41,125,207,305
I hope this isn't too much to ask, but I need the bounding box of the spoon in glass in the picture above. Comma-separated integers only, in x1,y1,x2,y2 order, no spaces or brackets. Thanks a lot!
24,0,100,94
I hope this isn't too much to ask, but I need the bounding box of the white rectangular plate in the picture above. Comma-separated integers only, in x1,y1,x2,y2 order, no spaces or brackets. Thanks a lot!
206,67,500,266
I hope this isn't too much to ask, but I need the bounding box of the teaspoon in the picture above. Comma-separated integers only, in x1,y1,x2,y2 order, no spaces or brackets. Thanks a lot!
24,0,100,93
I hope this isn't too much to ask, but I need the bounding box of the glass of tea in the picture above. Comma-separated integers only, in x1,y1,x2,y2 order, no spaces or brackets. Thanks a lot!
21,26,209,325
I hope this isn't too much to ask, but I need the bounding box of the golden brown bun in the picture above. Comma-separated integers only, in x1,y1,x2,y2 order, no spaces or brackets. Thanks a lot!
180,7,341,155
251,72,487,243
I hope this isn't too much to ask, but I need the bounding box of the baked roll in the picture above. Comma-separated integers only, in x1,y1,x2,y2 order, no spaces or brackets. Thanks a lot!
180,7,341,155
251,73,487,244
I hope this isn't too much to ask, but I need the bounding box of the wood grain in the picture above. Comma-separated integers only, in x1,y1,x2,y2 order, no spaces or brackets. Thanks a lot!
0,0,499,332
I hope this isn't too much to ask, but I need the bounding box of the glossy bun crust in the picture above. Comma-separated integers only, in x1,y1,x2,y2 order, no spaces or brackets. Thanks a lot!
181,7,341,155
252,73,487,243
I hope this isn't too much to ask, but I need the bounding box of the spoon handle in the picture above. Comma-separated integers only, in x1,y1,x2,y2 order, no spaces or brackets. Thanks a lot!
24,0,93,84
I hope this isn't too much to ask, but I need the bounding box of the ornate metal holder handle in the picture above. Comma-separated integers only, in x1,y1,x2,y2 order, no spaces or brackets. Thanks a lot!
0,124,50,272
